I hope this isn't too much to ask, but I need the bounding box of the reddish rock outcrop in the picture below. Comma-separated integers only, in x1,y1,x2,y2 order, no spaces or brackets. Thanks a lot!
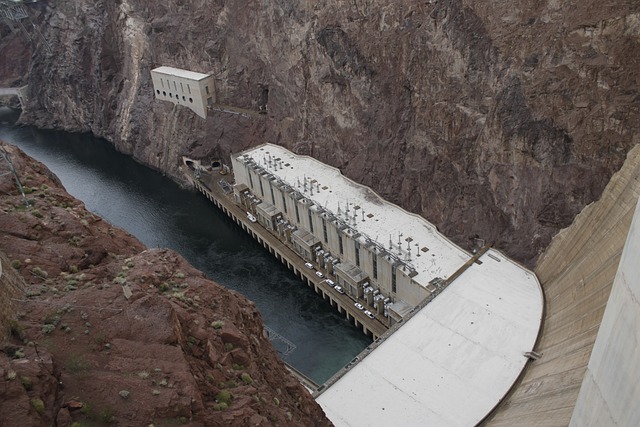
2,0,638,266
0,141,331,426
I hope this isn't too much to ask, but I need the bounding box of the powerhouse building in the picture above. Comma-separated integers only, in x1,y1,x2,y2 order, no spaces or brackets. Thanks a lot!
150,66,214,118
232,143,483,323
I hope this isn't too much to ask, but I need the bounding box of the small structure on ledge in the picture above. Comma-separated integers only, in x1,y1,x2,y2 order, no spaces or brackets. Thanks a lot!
151,66,214,119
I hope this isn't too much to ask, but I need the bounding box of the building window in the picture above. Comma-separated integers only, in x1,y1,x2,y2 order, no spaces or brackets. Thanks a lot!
205,85,210,95
161,78,165,88
308,210,314,233
173,81,177,91
187,84,191,94
156,90,160,95
163,91,166,96
180,82,184,92
176,94,179,99
281,192,287,213
373,254,378,279
295,203,300,223
392,265,397,293
355,242,360,267
182,96,185,101
259,179,264,196
169,93,173,98
189,98,193,103
339,235,343,255
270,186,275,204
248,172,254,188
322,219,328,243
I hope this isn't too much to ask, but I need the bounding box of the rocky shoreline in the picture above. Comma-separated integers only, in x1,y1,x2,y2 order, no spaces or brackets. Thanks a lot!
0,141,331,426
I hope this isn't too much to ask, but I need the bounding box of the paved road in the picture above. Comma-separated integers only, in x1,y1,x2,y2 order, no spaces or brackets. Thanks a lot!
0,88,20,97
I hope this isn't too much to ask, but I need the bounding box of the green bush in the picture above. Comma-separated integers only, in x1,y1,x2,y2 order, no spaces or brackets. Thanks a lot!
241,372,253,385
215,390,233,405
11,259,21,269
32,266,48,279
224,343,234,352
211,320,224,329
20,376,33,391
31,397,44,414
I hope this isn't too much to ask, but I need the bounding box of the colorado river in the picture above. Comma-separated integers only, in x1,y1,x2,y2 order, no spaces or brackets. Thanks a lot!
0,108,371,384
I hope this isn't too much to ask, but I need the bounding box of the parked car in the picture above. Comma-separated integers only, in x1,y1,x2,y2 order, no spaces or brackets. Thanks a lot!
326,279,335,286
354,302,364,310
364,310,375,319
246,212,257,223
304,262,314,269
334,285,345,294
315,271,324,278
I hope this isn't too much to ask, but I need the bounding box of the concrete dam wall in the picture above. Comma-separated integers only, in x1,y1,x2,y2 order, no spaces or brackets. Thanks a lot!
485,144,640,426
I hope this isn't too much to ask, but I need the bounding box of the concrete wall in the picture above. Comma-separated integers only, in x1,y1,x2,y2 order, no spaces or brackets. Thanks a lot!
569,196,640,426
484,145,640,426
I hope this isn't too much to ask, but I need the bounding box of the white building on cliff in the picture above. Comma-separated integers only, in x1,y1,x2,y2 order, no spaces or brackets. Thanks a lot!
150,66,214,119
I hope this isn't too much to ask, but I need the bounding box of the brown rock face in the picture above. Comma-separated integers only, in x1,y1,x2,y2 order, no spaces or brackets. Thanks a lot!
3,1,639,267
0,141,331,426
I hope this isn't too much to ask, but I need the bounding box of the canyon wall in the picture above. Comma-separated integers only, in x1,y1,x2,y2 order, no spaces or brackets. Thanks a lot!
1,0,639,265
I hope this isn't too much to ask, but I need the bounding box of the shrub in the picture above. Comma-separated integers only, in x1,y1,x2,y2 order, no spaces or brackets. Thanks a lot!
224,343,234,352
211,320,224,329
66,354,88,373
241,373,253,385
215,390,233,405
10,320,25,339
11,259,21,269
20,376,33,391
31,397,44,414
31,209,42,218
213,402,228,411
118,390,130,399
32,266,48,279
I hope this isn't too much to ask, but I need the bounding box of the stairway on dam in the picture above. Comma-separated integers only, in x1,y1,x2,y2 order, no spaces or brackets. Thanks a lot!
484,144,640,426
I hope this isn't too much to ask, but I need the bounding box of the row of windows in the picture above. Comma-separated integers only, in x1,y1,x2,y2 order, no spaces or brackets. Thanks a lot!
156,89,193,103
160,78,192,95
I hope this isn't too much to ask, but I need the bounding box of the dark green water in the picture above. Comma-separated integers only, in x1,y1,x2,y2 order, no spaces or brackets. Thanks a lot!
0,108,371,384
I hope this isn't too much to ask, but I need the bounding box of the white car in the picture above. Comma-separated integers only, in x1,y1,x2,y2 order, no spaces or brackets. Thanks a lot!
364,310,375,319
315,271,324,278
246,212,257,223
354,302,364,310
334,285,345,294
304,262,314,269
326,279,335,286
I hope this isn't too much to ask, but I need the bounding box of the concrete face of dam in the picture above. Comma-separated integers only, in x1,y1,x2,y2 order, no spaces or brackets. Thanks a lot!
485,145,640,426
569,195,640,426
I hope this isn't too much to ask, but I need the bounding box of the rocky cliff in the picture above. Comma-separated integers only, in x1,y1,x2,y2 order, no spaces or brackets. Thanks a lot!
1,0,639,265
0,141,330,426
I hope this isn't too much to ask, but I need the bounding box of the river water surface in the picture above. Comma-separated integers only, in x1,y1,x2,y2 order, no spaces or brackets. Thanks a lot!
0,109,371,384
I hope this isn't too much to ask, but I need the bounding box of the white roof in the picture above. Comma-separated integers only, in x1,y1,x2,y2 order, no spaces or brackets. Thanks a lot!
151,66,210,81
317,250,543,426
238,144,470,289
236,144,543,426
